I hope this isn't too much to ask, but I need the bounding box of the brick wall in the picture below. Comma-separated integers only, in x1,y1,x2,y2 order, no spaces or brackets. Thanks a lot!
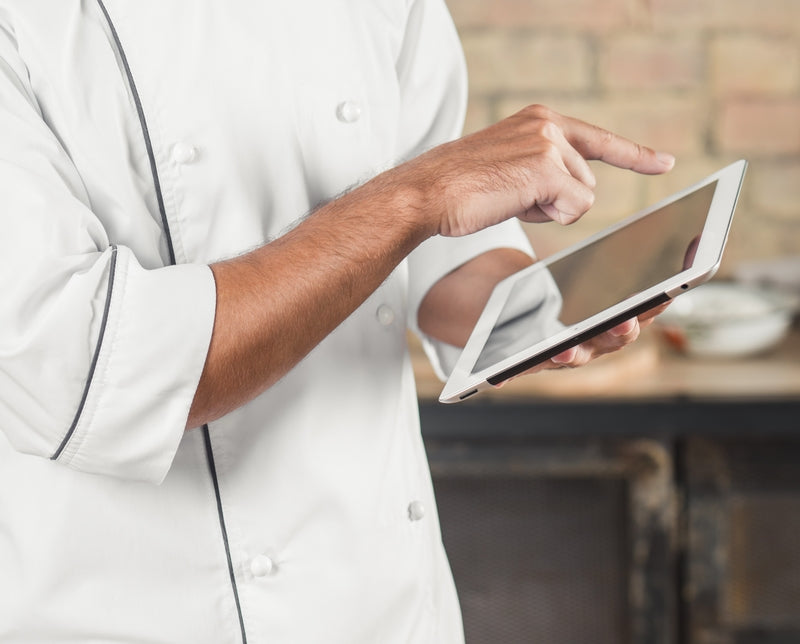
446,0,800,272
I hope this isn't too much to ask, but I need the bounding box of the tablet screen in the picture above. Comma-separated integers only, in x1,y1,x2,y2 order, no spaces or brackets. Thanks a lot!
470,180,717,374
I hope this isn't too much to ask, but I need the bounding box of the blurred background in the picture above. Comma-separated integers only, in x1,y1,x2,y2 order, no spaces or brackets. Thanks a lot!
416,2,800,643
449,0,800,269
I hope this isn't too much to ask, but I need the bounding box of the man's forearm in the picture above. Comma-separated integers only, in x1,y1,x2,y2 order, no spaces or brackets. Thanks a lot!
186,177,431,429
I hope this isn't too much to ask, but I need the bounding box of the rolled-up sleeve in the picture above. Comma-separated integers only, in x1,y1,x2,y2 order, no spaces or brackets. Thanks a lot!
0,29,215,484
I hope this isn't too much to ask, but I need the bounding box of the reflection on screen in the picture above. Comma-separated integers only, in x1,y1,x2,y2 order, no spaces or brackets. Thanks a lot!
471,181,717,374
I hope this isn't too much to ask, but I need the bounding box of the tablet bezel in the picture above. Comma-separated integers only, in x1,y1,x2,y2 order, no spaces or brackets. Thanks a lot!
439,159,748,403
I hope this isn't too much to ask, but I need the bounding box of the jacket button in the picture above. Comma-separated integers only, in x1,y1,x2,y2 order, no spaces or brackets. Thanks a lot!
250,554,275,578
336,101,362,123
171,142,198,165
408,500,426,522
376,304,395,326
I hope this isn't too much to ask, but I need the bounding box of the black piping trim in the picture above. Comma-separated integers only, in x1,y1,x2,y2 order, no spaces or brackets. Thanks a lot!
95,0,176,266
52,245,119,460
203,426,248,642
94,4,247,642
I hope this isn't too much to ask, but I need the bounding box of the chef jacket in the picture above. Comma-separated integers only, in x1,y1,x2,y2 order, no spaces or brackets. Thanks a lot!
0,1,532,642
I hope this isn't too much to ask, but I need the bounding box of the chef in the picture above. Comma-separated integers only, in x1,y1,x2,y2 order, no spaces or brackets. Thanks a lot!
0,1,674,642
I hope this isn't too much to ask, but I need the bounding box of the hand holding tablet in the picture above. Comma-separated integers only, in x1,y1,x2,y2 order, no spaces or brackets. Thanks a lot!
440,160,748,403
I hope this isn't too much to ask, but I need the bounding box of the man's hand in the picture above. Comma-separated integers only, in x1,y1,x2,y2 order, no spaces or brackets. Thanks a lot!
500,300,671,383
394,104,675,237
419,249,672,385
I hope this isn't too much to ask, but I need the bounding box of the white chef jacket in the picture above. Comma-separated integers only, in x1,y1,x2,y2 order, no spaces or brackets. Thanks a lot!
0,1,531,642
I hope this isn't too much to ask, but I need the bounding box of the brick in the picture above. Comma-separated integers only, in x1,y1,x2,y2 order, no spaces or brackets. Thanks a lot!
599,35,704,91
446,0,633,31
716,99,800,156
587,162,646,224
643,157,726,204
749,161,800,220
711,35,800,96
462,98,494,135
648,0,800,34
461,32,592,94
498,95,707,156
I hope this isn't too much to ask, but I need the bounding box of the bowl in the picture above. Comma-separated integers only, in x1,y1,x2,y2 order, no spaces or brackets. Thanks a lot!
657,281,798,358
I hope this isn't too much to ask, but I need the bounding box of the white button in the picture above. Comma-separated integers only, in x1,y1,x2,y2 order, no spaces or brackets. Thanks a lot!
376,304,395,326
408,500,426,522
336,101,362,123
250,554,274,578
172,142,198,165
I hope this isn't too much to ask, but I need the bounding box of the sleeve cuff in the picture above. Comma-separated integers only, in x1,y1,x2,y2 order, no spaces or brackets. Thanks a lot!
406,219,533,380
55,247,216,484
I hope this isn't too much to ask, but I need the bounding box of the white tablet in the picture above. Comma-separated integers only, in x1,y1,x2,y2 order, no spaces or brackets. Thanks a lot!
439,159,748,403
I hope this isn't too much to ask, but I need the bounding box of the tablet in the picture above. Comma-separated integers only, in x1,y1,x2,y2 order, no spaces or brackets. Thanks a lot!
439,159,747,403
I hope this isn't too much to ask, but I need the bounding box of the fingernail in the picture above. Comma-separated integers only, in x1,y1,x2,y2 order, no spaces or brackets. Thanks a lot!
609,319,637,336
656,152,676,169
552,348,576,364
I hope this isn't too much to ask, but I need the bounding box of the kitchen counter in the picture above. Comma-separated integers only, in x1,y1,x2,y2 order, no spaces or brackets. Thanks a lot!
415,326,800,439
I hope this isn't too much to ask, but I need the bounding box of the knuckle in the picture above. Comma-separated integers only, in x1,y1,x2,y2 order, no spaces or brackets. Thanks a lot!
598,127,616,148
525,103,551,120
524,105,563,140
539,119,562,141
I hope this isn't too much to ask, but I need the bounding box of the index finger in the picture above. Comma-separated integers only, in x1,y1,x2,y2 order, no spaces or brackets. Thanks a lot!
560,115,675,175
